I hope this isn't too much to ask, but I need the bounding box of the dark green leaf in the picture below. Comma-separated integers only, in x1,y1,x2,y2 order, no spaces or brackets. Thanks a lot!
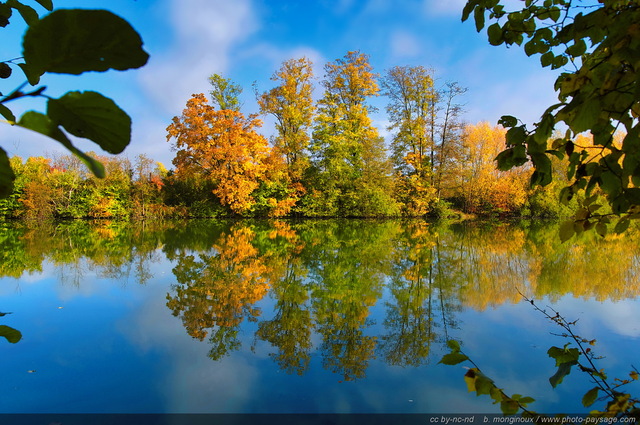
439,352,469,365
17,62,39,85
496,148,515,171
34,0,53,11
530,153,552,186
624,188,640,205
0,62,12,79
498,115,518,128
596,222,607,238
6,0,38,26
17,111,105,178
505,125,527,146
524,39,537,56
488,23,503,45
0,324,22,343
534,112,555,144
446,339,461,352
474,6,485,32
23,9,149,79
47,91,131,154
461,0,478,22
570,99,601,133
0,104,16,122
549,361,576,388
566,39,587,57
541,51,554,67
0,3,12,27
559,220,575,243
0,147,16,199
582,387,599,407
551,55,569,69
614,217,630,234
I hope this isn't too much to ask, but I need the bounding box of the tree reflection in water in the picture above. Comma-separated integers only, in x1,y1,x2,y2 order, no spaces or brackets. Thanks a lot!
2,219,640,381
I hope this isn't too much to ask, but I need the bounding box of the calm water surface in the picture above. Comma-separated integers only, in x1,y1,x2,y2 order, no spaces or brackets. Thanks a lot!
0,219,638,414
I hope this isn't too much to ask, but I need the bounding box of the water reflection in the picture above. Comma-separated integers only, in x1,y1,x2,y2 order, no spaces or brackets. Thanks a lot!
2,219,640,382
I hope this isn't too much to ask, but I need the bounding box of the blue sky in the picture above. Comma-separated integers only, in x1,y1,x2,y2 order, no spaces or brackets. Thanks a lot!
1,0,561,169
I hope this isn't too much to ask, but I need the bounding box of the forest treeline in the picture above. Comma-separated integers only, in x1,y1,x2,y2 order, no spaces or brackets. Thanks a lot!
0,51,618,220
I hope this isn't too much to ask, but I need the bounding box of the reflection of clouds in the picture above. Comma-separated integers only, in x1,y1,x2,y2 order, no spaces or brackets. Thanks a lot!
118,279,260,413
548,297,640,339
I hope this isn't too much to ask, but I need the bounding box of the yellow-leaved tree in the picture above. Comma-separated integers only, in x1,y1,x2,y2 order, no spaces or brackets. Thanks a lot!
257,57,315,185
455,122,530,215
166,93,296,216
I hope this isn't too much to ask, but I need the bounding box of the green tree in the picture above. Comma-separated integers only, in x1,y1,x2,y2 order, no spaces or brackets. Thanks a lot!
308,51,397,216
208,73,243,112
0,1,148,198
462,0,640,237
381,65,439,215
257,57,315,184
381,66,466,215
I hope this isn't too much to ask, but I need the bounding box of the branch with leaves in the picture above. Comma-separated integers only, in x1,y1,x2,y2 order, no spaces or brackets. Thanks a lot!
462,0,640,240
440,293,639,417
1,0,148,198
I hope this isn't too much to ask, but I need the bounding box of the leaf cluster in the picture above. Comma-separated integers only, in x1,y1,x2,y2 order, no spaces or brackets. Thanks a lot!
439,339,536,416
463,0,640,240
0,310,21,344
440,293,640,417
1,1,148,198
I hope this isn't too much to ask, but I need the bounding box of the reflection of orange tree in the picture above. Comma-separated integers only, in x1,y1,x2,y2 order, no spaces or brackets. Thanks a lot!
166,226,272,359
453,223,640,309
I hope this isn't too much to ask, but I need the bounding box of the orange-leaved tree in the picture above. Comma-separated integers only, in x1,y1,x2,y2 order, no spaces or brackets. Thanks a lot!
166,93,295,216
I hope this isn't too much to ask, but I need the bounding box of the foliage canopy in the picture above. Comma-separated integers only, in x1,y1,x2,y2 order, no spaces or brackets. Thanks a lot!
463,0,640,237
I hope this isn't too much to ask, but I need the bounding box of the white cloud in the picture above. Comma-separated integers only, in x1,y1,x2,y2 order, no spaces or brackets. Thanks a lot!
389,30,422,59
138,0,260,116
423,0,468,17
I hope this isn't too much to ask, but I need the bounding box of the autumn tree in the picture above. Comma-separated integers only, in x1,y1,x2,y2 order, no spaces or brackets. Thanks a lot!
257,57,315,184
208,74,243,112
167,93,298,216
382,66,466,215
308,51,397,216
454,122,529,215
463,0,640,237
434,82,467,199
167,94,267,215
381,65,439,215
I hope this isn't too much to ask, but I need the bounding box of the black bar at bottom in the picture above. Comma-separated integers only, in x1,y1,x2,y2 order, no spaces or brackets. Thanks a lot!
0,414,630,425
